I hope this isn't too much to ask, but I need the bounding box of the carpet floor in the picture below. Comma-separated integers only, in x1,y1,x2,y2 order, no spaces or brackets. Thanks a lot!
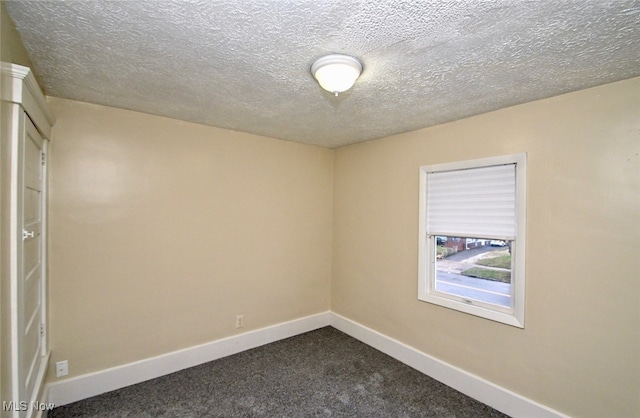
49,327,509,417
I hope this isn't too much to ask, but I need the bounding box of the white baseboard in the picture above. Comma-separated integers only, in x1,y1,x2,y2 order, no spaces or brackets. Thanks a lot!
47,310,565,417
46,311,331,406
329,313,567,418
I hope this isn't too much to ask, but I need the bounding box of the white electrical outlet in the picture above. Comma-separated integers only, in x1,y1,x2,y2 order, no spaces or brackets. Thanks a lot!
56,360,68,377
235,315,244,329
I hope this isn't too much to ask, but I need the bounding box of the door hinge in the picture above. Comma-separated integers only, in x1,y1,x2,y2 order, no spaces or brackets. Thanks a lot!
40,323,45,338
41,152,46,165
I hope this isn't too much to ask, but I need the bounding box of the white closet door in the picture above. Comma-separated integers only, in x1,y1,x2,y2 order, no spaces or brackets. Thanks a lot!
2,62,52,418
15,113,47,415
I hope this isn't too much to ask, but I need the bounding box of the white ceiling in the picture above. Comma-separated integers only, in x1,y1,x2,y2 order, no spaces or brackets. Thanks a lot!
6,0,640,148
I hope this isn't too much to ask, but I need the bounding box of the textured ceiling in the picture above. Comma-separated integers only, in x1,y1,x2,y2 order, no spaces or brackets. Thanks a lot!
5,0,640,148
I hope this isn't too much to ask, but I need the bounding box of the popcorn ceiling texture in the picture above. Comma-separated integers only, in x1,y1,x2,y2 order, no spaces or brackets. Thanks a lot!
5,0,640,147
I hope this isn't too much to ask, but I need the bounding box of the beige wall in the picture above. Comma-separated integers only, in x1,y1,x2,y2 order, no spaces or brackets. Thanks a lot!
1,1,34,69
332,77,640,418
46,98,333,380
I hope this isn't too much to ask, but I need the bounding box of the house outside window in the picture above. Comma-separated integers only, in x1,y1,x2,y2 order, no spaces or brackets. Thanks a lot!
418,154,526,327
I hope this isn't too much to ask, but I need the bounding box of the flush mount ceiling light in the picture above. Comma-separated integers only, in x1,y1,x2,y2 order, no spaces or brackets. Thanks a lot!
311,54,362,96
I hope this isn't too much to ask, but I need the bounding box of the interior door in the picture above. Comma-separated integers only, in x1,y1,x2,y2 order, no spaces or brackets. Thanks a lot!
17,113,46,410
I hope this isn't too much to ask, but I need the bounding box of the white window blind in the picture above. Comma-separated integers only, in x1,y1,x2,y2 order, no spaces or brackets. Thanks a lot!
426,163,516,239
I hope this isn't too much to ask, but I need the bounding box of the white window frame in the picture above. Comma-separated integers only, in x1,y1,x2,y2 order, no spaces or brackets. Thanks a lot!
418,154,526,328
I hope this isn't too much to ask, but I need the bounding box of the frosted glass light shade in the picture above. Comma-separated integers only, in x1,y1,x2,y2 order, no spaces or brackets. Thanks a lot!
311,54,362,96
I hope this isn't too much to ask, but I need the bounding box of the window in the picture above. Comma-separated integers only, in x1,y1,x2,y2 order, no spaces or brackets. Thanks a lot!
418,154,526,327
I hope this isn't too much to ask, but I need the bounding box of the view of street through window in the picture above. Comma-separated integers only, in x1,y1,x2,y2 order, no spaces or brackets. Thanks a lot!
435,237,512,308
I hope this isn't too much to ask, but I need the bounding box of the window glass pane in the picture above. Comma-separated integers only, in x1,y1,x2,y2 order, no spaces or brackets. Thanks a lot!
435,235,512,308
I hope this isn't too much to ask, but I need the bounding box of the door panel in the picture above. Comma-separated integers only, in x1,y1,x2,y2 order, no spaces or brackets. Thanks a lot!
23,188,41,227
24,126,42,189
23,235,41,277
23,273,41,336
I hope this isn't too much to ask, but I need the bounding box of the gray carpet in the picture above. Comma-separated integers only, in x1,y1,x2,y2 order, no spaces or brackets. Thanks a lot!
49,327,509,417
